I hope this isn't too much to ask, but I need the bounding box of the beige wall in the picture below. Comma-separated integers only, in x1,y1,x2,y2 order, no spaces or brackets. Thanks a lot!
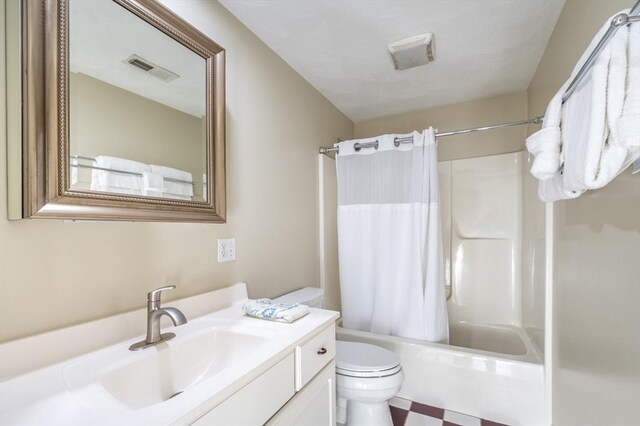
69,72,205,196
355,91,528,161
0,0,353,343
527,1,640,425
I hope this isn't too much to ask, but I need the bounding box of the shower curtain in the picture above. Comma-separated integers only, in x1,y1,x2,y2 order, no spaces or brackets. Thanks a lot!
336,128,448,343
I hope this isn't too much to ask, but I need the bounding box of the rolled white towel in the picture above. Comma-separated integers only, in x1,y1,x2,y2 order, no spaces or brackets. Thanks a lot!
242,298,310,323
526,79,568,180
526,127,563,180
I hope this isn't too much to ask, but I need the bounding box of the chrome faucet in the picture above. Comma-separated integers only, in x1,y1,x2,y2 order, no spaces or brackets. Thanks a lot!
129,285,188,351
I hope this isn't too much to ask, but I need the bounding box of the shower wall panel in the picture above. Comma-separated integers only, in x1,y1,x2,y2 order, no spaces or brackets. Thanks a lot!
522,153,546,353
441,152,524,326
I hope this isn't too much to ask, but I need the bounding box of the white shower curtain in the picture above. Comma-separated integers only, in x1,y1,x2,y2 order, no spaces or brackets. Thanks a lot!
336,128,448,343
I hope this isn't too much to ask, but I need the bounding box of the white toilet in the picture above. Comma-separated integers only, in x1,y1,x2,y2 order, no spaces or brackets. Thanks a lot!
335,341,404,425
274,288,405,426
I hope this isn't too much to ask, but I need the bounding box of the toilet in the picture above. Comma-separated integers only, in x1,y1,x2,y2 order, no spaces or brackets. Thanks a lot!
274,288,405,426
335,341,404,425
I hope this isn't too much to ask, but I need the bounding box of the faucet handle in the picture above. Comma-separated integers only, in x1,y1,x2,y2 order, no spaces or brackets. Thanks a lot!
148,285,176,303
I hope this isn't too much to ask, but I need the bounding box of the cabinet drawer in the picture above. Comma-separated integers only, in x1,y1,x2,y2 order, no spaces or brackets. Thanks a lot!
192,353,295,426
295,324,335,391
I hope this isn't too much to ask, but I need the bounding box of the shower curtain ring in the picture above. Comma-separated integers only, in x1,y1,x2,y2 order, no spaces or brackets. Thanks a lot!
354,140,379,152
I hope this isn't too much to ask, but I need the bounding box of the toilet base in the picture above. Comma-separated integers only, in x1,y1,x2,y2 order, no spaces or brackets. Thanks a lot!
346,400,393,426
336,396,348,424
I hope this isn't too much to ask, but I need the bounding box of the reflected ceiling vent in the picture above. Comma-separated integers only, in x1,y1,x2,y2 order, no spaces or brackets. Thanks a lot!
123,54,180,82
387,33,435,71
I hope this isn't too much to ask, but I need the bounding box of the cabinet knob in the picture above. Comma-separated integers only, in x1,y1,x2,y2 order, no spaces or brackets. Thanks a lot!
317,347,327,355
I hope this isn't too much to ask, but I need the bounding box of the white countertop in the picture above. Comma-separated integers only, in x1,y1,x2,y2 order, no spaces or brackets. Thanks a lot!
0,302,339,426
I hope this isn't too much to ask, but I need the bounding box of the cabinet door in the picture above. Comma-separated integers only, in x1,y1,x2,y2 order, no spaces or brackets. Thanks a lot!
268,361,335,426
192,354,295,426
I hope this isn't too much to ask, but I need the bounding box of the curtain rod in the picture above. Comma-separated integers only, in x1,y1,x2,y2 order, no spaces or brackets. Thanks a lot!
319,1,640,157
318,116,543,155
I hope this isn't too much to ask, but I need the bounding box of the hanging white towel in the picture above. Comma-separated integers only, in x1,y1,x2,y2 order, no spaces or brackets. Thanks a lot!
150,164,194,200
618,16,640,163
142,172,164,197
526,9,640,202
561,12,628,192
90,156,149,195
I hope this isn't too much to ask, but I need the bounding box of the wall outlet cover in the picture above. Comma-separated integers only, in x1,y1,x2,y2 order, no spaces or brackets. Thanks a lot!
217,238,236,262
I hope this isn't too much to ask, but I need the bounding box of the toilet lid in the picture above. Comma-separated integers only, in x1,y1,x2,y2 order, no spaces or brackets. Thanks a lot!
336,341,401,377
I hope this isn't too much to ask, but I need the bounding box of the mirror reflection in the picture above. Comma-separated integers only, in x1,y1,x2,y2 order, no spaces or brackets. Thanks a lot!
68,0,207,202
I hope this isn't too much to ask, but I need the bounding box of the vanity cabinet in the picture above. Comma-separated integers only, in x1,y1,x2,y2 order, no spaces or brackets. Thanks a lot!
191,323,336,426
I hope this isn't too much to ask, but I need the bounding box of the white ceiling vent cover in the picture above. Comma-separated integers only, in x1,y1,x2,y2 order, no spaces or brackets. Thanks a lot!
387,33,435,71
123,54,180,82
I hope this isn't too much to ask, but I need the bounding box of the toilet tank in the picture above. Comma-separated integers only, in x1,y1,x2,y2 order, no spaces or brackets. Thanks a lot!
274,287,324,308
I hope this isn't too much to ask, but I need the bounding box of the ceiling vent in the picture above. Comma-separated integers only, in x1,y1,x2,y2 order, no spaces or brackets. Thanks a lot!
387,33,435,71
123,54,180,83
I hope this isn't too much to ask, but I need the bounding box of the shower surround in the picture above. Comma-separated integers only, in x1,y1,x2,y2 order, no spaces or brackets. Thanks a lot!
320,150,546,425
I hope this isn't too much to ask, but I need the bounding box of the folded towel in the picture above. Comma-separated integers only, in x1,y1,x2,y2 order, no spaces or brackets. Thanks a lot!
150,164,194,199
163,181,194,198
242,299,310,323
142,172,164,197
90,156,149,195
71,157,79,185
150,164,193,182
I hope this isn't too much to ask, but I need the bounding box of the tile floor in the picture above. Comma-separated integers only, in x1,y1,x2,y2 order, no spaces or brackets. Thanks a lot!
389,397,509,426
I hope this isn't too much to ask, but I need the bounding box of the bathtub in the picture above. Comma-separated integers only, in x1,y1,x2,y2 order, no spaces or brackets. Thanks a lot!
336,322,545,426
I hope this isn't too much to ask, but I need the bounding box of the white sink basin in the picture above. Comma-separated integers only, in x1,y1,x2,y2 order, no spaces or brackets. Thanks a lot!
64,321,277,412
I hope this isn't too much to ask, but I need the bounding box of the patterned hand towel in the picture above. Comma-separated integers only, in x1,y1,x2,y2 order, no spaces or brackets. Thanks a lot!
242,298,310,323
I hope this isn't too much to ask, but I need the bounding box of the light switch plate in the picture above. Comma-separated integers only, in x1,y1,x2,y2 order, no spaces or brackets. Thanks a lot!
217,238,236,262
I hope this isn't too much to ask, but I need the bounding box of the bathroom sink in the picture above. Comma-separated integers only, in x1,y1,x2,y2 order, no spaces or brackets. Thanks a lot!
64,321,275,412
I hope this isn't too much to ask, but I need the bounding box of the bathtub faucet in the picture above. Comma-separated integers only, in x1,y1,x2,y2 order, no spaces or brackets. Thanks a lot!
129,285,188,351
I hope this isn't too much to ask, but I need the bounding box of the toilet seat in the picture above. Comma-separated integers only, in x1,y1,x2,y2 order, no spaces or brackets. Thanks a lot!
336,341,402,378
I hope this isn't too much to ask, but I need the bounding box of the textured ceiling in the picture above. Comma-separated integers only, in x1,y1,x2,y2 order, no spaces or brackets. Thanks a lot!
219,0,565,122
70,0,206,117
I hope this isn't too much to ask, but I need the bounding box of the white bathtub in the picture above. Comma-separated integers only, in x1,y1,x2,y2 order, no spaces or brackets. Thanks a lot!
336,322,545,426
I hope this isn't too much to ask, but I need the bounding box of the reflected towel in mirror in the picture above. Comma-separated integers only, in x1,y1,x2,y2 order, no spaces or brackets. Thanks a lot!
142,172,164,197
90,156,149,195
150,164,194,200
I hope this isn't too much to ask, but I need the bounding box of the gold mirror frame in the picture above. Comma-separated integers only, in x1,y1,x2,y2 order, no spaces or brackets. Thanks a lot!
22,0,226,222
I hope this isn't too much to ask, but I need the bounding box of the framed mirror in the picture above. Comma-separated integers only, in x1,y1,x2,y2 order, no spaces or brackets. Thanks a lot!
21,0,225,222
